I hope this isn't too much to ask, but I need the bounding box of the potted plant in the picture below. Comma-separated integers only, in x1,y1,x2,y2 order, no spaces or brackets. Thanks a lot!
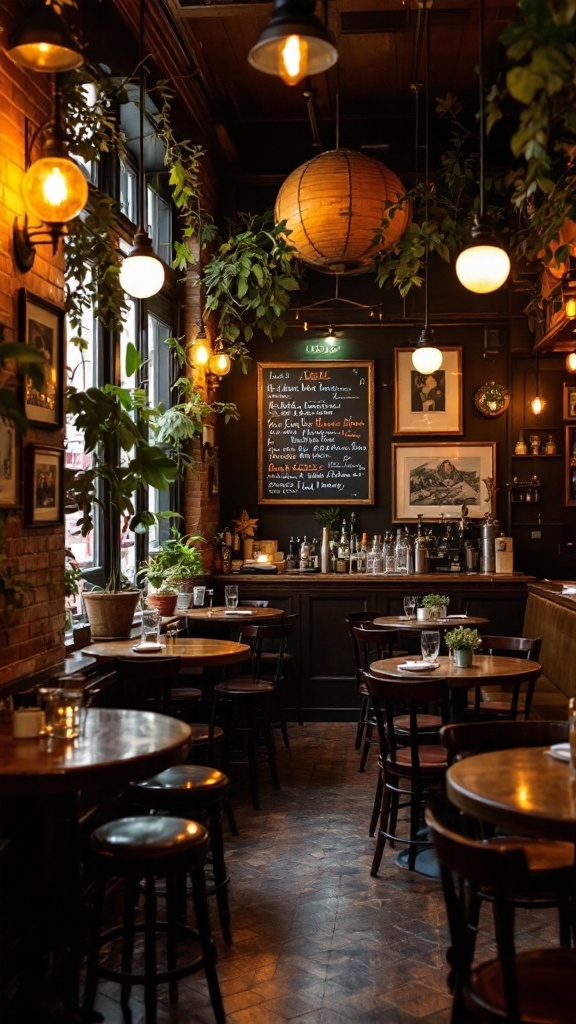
137,527,205,615
421,594,450,621
444,626,482,668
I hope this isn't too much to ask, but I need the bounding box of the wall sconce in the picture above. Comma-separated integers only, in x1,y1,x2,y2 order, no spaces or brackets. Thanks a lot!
6,0,84,73
188,318,211,369
208,349,231,376
13,87,89,271
566,351,576,373
248,0,338,86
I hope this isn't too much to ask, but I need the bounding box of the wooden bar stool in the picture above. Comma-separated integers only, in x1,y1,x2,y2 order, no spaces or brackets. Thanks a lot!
83,816,225,1024
130,765,233,942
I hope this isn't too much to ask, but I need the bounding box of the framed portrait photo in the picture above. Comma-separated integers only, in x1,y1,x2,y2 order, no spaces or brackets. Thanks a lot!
563,383,576,421
0,420,20,509
26,445,63,526
391,348,459,436
392,441,496,521
394,347,462,434
18,289,64,428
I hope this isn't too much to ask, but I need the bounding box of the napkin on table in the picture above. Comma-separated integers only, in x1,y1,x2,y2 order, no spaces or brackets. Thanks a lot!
224,609,252,616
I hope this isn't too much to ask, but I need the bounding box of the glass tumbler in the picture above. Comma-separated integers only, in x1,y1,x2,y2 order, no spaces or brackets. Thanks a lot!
225,584,239,609
403,596,417,618
141,608,160,645
420,630,440,664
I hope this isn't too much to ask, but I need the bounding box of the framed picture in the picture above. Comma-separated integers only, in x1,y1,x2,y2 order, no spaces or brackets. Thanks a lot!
563,383,576,420
0,420,20,509
392,441,496,521
394,347,462,434
18,289,64,428
564,426,576,506
26,445,63,526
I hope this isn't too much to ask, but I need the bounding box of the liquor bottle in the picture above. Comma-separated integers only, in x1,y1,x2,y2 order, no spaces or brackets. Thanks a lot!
336,519,350,573
395,528,408,574
383,533,395,573
349,530,358,573
367,535,383,574
311,537,320,570
300,536,310,570
357,532,368,574
321,528,331,574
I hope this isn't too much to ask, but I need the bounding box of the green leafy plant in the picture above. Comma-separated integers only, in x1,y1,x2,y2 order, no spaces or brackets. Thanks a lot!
312,507,342,528
422,593,450,609
444,626,482,651
64,551,82,597
137,526,204,592
202,212,301,370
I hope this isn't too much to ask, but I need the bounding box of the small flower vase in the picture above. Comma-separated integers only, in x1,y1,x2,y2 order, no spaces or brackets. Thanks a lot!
454,648,473,668
417,607,430,621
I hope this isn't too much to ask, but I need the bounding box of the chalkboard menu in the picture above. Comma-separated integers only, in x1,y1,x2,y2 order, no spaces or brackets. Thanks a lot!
257,361,374,504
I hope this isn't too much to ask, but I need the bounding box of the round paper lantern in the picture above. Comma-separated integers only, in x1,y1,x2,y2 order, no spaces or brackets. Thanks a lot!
274,149,411,275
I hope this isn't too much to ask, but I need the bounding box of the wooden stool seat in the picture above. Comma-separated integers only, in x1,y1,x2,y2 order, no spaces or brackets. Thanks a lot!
216,678,275,696
84,815,225,1024
131,766,233,942
472,948,576,1022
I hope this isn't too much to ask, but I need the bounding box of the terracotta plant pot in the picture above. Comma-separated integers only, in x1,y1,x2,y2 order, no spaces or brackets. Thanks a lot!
83,591,140,640
147,592,178,616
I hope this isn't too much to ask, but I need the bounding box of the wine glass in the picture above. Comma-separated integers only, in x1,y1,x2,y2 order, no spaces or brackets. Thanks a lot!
403,595,416,618
421,630,440,664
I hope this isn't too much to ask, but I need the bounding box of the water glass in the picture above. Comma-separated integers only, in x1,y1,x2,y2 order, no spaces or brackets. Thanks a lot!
403,596,417,618
225,584,239,609
421,630,440,664
193,585,206,607
141,607,160,645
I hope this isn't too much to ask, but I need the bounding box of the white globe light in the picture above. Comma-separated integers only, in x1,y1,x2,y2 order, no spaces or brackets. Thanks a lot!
412,345,443,374
455,243,510,294
566,351,576,373
119,253,165,299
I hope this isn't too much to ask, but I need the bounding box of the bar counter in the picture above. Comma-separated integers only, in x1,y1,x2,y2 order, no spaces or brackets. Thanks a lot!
210,572,534,720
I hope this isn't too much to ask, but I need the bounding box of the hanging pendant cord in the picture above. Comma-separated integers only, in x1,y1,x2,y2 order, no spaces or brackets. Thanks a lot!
478,0,485,221
138,0,146,232
423,5,430,330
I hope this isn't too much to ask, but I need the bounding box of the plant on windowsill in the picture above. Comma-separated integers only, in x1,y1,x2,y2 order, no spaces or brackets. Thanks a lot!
444,626,482,668
136,526,205,614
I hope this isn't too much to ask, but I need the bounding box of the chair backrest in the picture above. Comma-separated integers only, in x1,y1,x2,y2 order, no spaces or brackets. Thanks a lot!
240,621,295,685
363,668,450,766
352,625,399,673
425,798,531,1023
346,613,376,682
440,718,568,765
114,656,182,713
479,634,542,660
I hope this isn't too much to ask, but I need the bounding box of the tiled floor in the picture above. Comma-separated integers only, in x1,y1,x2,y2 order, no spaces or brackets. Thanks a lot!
93,721,559,1024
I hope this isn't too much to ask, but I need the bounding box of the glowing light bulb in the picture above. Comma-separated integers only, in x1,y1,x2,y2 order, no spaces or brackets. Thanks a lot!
119,253,165,299
456,243,510,294
23,155,88,223
530,395,544,416
566,351,576,373
208,351,231,376
189,339,211,368
412,346,443,374
279,35,307,84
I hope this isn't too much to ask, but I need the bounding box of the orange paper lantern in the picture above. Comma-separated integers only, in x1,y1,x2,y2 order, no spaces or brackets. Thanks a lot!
274,148,411,275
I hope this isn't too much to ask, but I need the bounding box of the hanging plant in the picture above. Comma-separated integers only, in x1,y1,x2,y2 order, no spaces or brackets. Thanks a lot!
202,212,301,371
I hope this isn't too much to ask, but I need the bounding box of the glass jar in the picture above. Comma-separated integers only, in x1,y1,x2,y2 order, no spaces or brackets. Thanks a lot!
514,433,527,455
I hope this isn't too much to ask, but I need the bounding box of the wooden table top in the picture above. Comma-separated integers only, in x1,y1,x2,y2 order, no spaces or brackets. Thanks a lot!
369,654,542,688
83,637,251,667
183,605,284,623
372,615,489,632
447,747,576,842
0,708,191,797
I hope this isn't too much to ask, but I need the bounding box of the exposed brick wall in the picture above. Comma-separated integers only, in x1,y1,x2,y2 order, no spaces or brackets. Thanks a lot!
0,5,66,683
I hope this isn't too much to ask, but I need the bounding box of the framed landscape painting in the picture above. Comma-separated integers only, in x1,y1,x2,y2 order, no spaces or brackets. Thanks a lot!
394,347,462,434
19,289,64,428
393,442,496,521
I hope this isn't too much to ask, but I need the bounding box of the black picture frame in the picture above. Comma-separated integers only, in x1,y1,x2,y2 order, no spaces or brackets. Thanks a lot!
26,444,64,526
18,289,64,428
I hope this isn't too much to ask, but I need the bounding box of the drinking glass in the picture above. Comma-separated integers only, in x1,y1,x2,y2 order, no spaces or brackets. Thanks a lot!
141,608,160,645
193,585,206,607
225,584,239,609
421,630,440,664
403,596,417,618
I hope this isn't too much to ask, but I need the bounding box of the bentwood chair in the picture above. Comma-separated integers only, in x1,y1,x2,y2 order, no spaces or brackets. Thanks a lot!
425,798,576,1024
346,612,376,751
471,634,542,720
363,668,450,874
440,719,576,948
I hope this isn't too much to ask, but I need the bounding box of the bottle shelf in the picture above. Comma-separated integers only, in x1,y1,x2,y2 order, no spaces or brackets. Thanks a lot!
512,454,562,459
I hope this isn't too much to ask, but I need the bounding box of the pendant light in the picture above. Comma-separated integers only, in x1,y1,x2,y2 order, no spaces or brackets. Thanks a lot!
119,0,165,300
248,0,338,86
566,351,576,373
189,318,211,369
455,0,510,293
530,353,545,415
208,345,232,376
412,6,442,376
7,0,84,73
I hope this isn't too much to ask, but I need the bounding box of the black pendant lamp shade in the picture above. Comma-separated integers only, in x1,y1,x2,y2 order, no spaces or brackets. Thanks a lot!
248,0,338,86
7,0,84,73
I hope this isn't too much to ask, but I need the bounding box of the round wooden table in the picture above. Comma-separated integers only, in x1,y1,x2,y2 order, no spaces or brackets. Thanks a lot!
83,636,251,668
447,746,576,842
369,654,541,721
372,615,489,634
0,708,191,1020
183,605,284,625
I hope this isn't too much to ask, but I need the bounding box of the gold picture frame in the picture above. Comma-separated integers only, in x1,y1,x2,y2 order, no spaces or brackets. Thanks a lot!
392,441,496,521
394,347,463,434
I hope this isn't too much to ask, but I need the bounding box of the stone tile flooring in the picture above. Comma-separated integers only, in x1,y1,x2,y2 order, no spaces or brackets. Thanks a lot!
93,722,559,1024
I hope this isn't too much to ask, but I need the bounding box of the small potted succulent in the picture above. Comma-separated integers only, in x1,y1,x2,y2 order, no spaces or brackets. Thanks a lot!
444,626,482,668
421,593,450,621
